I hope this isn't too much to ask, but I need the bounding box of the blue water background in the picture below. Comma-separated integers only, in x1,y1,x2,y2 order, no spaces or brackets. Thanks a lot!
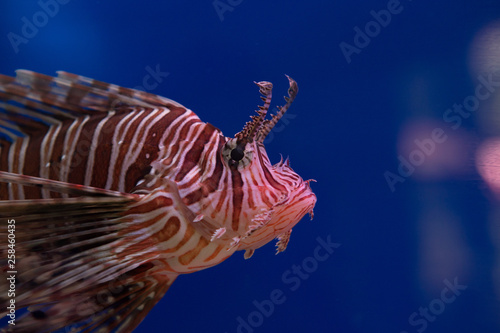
1,1,500,332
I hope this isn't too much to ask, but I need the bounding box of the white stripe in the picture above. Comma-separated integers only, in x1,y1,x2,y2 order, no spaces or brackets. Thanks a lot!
106,110,140,189
40,122,62,198
84,111,115,185
59,116,90,186
118,109,166,191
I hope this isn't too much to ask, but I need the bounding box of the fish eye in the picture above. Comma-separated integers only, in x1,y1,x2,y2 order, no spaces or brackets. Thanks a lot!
222,138,253,168
230,145,245,161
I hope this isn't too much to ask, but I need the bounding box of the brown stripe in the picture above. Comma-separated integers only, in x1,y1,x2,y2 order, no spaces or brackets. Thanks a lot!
124,107,188,191
89,111,130,189
22,134,44,198
124,142,160,191
177,173,201,190
175,123,216,182
155,215,181,242
126,195,173,216
109,110,151,189
183,143,225,206
67,113,108,186
177,134,220,191
211,186,226,219
46,123,68,185
230,166,243,231
163,220,196,254
203,244,224,262
165,118,198,169
258,151,286,193
0,140,11,199
179,236,209,265
156,107,191,151
246,175,256,210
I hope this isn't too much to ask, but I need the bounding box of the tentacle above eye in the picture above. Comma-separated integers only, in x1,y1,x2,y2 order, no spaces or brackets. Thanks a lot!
257,75,298,143
235,81,273,142
235,76,298,144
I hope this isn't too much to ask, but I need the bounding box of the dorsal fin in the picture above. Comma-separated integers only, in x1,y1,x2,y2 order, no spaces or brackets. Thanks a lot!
56,71,186,109
0,70,186,115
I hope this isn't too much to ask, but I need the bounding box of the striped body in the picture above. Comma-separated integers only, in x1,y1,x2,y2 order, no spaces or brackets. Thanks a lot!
1,89,205,198
0,71,316,332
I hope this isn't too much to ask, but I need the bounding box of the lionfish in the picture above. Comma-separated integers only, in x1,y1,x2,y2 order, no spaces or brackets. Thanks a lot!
0,70,316,332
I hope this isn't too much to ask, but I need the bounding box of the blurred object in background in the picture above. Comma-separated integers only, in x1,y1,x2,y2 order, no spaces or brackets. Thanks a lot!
398,119,474,181
469,20,500,135
476,138,500,198
471,20,500,311
469,20,500,79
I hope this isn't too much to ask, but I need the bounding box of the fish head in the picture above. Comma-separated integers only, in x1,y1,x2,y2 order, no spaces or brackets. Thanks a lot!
193,76,316,255
219,136,316,253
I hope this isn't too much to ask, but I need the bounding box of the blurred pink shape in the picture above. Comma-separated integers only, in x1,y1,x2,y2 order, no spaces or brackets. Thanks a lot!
398,119,472,180
476,138,500,196
469,20,500,77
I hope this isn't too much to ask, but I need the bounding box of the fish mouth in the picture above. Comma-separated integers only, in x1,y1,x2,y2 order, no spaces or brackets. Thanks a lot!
246,188,316,249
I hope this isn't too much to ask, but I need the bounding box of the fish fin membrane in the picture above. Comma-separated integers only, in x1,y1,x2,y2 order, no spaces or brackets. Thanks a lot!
0,70,186,144
2,264,176,333
0,172,177,332
0,171,138,201
0,70,185,114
